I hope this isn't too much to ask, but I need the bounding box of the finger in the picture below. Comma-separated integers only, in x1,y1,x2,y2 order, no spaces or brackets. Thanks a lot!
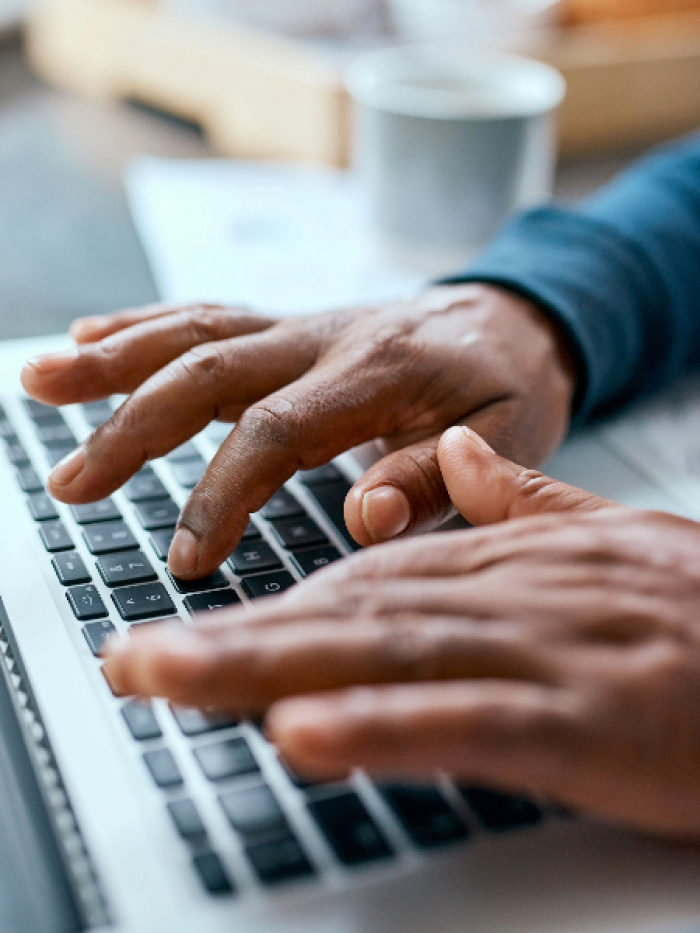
69,302,226,344
22,307,276,405
101,615,559,711
267,681,579,797
46,327,316,504
438,426,616,526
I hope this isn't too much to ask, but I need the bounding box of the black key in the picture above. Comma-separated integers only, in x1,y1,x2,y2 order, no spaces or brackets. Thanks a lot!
46,445,77,468
171,706,239,737
168,798,207,841
97,551,158,587
228,541,282,576
16,466,43,493
67,585,109,622
270,517,328,551
150,527,176,561
167,568,229,595
0,418,16,439
143,748,183,788
135,500,180,531
242,522,262,541
258,489,304,521
40,521,74,552
459,787,542,833
36,423,77,449
220,783,288,840
380,784,469,849
246,835,314,886
52,552,91,586
27,492,58,522
308,793,393,866
24,400,64,424
71,498,122,525
304,481,360,551
170,459,206,489
5,441,30,467
293,545,343,577
82,400,113,428
112,583,176,622
192,851,235,896
241,571,296,601
124,470,169,503
184,591,242,616
166,442,201,463
83,522,138,555
194,738,259,782
83,619,117,656
297,464,344,485
122,700,162,741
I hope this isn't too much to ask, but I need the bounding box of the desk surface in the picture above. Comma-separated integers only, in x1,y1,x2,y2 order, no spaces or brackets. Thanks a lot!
0,35,647,340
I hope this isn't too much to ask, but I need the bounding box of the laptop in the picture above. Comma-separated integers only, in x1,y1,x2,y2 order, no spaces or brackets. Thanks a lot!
2,330,700,933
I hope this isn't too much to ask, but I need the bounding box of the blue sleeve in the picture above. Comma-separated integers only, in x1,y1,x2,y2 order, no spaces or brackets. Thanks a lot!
443,132,700,424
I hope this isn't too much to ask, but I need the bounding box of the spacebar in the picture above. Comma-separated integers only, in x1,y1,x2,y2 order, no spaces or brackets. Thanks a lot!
304,481,361,552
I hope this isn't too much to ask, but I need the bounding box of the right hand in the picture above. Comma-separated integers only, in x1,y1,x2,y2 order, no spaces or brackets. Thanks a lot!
20,283,576,579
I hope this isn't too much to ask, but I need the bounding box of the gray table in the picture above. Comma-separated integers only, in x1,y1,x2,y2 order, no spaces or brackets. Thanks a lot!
0,34,646,341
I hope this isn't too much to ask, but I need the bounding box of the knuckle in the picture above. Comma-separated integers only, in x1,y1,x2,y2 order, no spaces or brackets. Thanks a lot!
175,342,230,387
237,397,302,452
377,616,455,681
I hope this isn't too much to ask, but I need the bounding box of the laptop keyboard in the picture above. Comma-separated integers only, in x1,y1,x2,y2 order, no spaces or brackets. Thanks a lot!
0,395,550,901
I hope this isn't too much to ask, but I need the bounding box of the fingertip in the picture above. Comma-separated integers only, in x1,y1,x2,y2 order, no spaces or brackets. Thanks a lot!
361,486,411,543
267,698,349,777
69,316,107,344
168,528,199,578
343,484,374,548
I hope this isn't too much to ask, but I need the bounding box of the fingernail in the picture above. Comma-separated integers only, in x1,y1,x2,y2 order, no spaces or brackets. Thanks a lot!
362,486,411,542
169,528,198,576
25,347,79,374
49,445,86,487
457,427,495,454
70,317,102,340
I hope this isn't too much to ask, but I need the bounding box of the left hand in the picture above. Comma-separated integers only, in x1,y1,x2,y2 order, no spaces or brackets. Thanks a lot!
103,428,700,839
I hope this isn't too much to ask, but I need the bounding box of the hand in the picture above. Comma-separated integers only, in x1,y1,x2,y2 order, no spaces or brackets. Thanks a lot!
104,429,700,839
21,285,575,578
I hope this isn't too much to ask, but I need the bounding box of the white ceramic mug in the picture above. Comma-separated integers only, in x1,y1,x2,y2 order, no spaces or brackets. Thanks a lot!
345,45,566,271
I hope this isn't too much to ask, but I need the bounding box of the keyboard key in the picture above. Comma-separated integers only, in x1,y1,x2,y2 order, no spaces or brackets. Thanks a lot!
303,480,360,551
293,545,343,577
82,400,113,428
258,489,304,521
112,583,176,622
24,400,64,424
83,522,138,554
83,620,117,656
122,700,162,741
242,522,262,541
67,585,109,621
220,783,288,840
6,441,30,467
246,835,314,886
459,787,542,833
135,500,180,531
35,423,77,449
168,798,207,841
297,464,344,485
380,784,469,848
27,492,59,522
192,851,235,896
52,552,91,586
70,498,122,525
241,572,296,601
184,591,242,616
228,541,282,576
40,521,74,552
166,442,201,463
194,738,259,782
0,418,16,439
97,551,158,587
167,568,229,595
171,706,239,737
270,517,328,550
16,466,43,493
124,470,169,503
308,793,393,866
170,459,206,489
46,445,77,468
150,527,175,561
144,748,183,788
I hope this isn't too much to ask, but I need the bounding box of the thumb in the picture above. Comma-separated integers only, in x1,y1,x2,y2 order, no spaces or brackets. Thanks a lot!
437,426,614,526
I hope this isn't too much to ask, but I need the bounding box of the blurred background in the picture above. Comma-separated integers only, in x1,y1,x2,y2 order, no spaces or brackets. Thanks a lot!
2,0,700,338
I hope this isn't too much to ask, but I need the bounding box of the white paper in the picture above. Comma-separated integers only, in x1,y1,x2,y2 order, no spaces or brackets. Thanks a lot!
124,156,423,316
